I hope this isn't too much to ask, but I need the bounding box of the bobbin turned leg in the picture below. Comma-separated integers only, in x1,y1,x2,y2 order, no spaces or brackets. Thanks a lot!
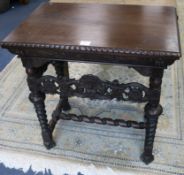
141,68,164,164
49,62,71,132
26,65,55,149
53,61,71,112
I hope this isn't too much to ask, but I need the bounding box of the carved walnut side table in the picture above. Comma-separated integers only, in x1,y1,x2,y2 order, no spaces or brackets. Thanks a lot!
0,3,181,164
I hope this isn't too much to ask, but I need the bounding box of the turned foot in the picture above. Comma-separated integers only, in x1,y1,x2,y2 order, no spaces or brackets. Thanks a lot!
62,99,71,111
141,153,154,165
42,131,56,149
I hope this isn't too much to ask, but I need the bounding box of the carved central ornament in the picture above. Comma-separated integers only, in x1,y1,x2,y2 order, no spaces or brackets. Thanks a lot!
38,74,149,102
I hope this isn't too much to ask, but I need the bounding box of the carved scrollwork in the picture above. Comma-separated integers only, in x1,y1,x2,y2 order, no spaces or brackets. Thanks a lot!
38,74,149,102
39,76,60,94
119,82,148,102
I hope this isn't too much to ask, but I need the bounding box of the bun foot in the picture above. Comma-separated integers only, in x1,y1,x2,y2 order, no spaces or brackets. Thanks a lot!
141,153,154,165
42,132,56,149
62,101,71,111
44,140,56,150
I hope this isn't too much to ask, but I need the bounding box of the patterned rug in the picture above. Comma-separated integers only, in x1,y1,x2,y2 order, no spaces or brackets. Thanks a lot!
0,1,184,175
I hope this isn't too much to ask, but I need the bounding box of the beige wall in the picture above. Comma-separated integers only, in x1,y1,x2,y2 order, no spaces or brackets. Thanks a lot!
50,0,176,7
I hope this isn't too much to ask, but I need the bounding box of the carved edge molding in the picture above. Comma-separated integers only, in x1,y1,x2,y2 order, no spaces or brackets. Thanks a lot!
0,42,181,58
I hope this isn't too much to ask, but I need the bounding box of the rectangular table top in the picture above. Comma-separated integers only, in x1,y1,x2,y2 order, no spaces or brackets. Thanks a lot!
1,2,181,59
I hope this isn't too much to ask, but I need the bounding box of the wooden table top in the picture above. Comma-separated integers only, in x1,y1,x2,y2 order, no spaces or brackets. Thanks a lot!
1,2,181,59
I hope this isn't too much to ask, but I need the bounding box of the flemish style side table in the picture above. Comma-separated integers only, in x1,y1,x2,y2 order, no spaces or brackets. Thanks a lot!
0,3,181,164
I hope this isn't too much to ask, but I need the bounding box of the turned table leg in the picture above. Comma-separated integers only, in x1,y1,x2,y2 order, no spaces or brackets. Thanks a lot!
141,68,164,164
53,61,71,111
26,65,56,149
49,61,71,132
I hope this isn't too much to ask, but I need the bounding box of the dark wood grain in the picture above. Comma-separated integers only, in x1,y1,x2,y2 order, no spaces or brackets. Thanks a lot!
1,3,181,58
